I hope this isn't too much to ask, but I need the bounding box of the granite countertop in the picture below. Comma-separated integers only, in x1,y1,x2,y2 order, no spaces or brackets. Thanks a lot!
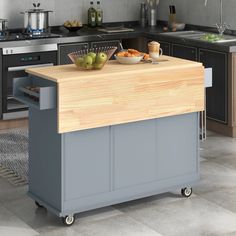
1,22,236,53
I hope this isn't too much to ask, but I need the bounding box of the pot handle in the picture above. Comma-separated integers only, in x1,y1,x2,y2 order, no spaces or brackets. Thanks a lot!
33,3,41,8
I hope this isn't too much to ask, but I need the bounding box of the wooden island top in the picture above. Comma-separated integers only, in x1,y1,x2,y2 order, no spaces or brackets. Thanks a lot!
26,56,205,133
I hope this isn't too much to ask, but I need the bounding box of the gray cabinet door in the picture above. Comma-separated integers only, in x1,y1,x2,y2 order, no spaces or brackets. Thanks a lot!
156,113,198,180
172,44,197,61
63,127,110,200
58,43,88,65
199,49,228,124
113,120,157,189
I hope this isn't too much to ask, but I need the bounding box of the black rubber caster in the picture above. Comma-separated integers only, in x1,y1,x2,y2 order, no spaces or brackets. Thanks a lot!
35,201,44,208
62,215,75,226
181,187,193,198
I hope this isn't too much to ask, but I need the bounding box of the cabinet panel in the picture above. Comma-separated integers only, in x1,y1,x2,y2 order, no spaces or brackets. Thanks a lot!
58,43,88,65
64,127,110,200
156,113,198,180
172,44,197,61
113,120,157,189
199,49,228,123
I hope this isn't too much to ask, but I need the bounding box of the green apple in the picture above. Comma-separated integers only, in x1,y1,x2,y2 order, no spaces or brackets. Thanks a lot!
96,52,108,64
83,63,93,70
94,63,104,70
75,57,84,67
83,55,93,66
87,52,97,64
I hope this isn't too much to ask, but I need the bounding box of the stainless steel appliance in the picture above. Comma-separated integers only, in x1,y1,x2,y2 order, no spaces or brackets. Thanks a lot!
146,0,159,26
1,44,57,120
21,3,53,34
0,19,8,34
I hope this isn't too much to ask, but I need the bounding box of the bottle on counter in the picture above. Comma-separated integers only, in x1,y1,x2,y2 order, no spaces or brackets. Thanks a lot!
88,1,96,27
96,1,103,27
140,2,147,27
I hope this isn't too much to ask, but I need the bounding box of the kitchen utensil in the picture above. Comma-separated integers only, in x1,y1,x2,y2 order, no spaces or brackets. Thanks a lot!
140,2,147,27
0,19,8,33
146,0,157,26
21,3,53,33
115,55,143,65
68,46,117,70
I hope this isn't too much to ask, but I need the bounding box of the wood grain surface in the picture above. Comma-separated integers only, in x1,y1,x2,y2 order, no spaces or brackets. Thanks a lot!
26,56,205,133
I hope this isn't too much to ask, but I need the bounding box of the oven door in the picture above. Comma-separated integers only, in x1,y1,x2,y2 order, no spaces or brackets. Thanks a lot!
2,51,57,119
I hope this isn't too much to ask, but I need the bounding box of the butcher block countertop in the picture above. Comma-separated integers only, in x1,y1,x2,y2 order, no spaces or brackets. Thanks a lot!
26,56,205,133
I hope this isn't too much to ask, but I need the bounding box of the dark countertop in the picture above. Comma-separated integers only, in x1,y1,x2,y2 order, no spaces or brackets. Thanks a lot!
1,22,236,53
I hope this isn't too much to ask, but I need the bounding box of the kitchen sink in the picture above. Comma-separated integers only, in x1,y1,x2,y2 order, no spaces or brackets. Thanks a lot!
160,30,236,43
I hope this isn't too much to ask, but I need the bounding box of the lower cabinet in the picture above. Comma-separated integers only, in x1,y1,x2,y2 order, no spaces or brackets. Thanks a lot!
58,40,121,65
199,49,228,123
58,43,88,65
172,44,198,61
91,40,121,59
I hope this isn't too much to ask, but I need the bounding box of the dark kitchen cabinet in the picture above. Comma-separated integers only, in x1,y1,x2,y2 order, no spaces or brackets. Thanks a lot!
199,49,228,123
58,43,88,65
199,49,228,124
172,44,197,61
91,40,121,50
91,40,121,59
159,41,171,56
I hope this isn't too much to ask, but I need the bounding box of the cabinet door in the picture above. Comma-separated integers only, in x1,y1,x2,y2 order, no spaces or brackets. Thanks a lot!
146,39,170,55
64,127,110,200
199,49,228,123
159,41,171,56
58,43,88,65
172,44,197,61
91,40,121,59
113,120,157,189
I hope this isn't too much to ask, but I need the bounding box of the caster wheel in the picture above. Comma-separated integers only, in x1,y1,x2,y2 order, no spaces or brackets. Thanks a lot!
181,187,193,198
62,215,75,226
35,201,44,208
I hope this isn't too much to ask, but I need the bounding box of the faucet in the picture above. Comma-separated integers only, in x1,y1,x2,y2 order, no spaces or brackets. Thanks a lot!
205,0,229,35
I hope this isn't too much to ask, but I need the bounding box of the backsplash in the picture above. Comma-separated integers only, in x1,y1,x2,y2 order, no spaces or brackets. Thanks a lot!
1,0,142,29
157,0,236,30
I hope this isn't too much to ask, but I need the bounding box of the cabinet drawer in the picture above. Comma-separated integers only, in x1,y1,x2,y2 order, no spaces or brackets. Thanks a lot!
13,77,56,110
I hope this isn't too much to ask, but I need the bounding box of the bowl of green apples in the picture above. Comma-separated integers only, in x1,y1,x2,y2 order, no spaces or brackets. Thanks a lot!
68,46,117,70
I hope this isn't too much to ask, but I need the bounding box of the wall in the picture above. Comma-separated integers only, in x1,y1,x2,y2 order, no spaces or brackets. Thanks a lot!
157,0,236,30
0,0,142,29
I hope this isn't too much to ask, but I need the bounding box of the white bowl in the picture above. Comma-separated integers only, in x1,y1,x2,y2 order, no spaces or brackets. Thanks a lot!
115,55,143,65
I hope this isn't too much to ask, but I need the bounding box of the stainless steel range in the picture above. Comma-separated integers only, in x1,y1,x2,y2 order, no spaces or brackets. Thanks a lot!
1,40,58,120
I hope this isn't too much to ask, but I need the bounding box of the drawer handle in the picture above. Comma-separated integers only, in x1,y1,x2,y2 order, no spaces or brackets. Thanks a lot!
8,63,54,72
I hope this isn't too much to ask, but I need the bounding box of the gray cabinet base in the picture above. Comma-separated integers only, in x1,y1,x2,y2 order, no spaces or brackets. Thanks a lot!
28,108,199,218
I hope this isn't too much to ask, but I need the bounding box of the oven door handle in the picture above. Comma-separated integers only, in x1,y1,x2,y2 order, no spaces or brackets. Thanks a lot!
8,63,54,72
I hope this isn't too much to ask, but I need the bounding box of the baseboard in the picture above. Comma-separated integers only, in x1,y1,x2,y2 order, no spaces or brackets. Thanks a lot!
207,119,236,137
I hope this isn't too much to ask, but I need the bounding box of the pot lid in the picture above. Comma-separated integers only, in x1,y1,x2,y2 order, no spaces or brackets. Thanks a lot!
26,9,52,13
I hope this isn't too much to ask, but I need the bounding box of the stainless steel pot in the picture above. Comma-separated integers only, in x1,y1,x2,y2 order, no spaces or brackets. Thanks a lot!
0,19,8,32
21,3,52,32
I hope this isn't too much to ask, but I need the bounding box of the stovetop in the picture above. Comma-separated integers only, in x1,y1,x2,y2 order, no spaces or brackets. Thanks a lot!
0,31,61,41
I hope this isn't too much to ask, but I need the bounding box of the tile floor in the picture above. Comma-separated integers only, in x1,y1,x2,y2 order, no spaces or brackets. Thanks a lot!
1,131,236,236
